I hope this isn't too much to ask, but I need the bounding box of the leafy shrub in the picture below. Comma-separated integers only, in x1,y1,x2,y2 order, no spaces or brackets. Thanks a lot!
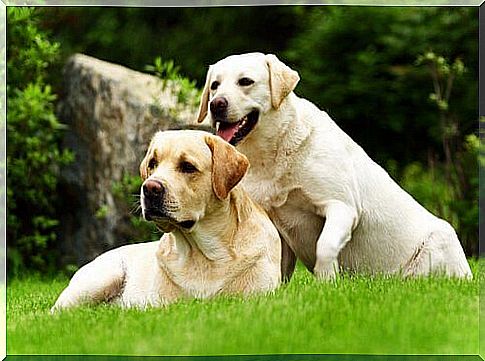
7,8,73,275
405,52,477,255
145,57,201,118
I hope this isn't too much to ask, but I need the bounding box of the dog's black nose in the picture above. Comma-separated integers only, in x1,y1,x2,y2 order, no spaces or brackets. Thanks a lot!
210,97,228,118
143,179,165,198
142,179,166,221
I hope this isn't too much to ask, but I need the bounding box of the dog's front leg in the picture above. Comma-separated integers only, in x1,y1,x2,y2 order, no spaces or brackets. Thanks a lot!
314,201,357,280
51,252,125,312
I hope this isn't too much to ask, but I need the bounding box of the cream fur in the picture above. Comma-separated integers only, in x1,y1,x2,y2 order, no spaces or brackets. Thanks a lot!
52,130,281,311
198,53,472,280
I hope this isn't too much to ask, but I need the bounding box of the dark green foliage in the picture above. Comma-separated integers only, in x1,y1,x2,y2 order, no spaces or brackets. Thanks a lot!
407,51,477,255
145,57,201,110
7,8,73,275
39,7,477,162
38,6,477,162
285,7,477,165
38,7,301,85
400,134,478,255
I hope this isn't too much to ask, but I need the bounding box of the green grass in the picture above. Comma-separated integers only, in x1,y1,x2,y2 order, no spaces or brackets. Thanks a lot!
7,260,481,356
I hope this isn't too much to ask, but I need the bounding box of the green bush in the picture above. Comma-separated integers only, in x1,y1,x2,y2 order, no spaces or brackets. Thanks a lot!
7,8,73,275
145,56,201,117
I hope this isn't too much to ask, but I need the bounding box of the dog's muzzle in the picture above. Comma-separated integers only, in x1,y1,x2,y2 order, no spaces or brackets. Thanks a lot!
210,96,228,121
142,179,167,221
141,180,196,230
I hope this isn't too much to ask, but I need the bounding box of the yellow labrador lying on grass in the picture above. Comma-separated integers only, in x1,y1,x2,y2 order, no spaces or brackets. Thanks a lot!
52,130,281,311
196,52,472,280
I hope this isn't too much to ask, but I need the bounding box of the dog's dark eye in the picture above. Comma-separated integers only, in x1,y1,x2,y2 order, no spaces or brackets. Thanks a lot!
210,81,220,90
238,77,254,86
148,158,157,170
179,161,198,174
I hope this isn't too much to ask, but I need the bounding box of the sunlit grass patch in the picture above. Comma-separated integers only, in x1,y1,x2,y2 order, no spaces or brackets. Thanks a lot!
7,259,480,356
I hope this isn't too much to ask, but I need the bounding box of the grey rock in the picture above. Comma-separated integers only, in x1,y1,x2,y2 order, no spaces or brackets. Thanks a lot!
57,54,210,267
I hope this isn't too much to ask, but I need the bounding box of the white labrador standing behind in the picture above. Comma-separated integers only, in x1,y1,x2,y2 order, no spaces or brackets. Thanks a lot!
196,52,472,280
52,130,281,311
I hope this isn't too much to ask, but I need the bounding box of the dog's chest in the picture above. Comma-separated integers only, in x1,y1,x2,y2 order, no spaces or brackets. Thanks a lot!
241,170,293,210
242,169,323,268
158,240,230,299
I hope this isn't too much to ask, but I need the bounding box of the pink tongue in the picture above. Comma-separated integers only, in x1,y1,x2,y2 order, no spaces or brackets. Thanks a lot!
217,122,240,142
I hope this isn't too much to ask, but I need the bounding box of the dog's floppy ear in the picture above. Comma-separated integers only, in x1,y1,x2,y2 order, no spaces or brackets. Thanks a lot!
205,135,250,200
139,151,150,181
265,54,300,110
140,141,155,181
197,65,213,123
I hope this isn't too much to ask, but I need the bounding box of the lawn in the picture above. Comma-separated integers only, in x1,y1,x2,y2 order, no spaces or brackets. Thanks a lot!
7,260,481,356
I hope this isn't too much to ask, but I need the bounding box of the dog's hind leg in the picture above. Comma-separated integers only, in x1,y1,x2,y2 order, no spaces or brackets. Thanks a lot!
51,250,126,312
403,221,472,278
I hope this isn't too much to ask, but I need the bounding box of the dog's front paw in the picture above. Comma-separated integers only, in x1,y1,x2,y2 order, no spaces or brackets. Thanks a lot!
313,258,339,281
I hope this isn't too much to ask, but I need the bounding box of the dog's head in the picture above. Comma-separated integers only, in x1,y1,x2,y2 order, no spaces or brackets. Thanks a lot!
196,53,300,146
139,130,249,232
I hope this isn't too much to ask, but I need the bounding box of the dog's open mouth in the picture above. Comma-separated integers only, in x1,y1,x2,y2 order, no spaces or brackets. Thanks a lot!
215,110,259,146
